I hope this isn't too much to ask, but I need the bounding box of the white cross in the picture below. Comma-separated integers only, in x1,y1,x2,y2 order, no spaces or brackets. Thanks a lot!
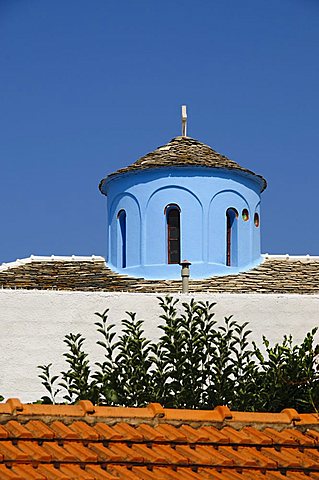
181,105,187,136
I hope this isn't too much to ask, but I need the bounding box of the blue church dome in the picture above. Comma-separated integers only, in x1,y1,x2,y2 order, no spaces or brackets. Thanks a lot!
99,136,267,280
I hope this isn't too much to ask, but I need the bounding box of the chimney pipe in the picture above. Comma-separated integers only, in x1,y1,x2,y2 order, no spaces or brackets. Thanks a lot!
180,260,191,293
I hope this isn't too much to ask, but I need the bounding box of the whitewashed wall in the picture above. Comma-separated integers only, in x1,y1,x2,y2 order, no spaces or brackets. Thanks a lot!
0,289,318,402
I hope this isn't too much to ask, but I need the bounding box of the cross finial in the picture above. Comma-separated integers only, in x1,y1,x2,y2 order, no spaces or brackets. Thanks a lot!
181,105,187,137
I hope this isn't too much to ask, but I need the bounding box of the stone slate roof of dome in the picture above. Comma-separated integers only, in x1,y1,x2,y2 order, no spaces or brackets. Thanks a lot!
102,136,267,192
0,255,319,294
0,399,319,479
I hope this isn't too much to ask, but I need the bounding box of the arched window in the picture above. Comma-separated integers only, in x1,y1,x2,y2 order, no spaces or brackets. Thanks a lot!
226,208,238,267
242,209,249,221
254,212,260,227
117,210,126,268
165,204,181,264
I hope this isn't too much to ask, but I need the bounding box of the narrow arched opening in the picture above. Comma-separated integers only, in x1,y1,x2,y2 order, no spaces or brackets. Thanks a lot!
117,209,127,268
165,204,181,264
226,208,238,267
254,212,260,227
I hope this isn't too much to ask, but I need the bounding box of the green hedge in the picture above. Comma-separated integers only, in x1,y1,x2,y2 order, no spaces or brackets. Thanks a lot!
38,297,319,412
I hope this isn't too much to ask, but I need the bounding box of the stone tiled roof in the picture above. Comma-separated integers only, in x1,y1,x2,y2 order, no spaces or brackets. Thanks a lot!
100,136,267,192
0,399,318,479
0,255,319,294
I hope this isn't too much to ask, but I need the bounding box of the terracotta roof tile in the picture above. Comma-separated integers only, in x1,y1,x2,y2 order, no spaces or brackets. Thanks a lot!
1,256,319,294
0,425,9,439
263,427,298,444
196,445,233,466
41,442,75,462
288,429,315,445
111,422,144,441
218,426,251,444
0,400,319,479
286,474,311,480
237,446,276,468
25,421,55,440
108,442,144,462
130,443,166,463
304,448,319,463
198,426,229,444
85,465,117,480
240,426,272,444
148,443,185,464
59,464,94,479
93,423,123,441
11,464,46,479
179,425,211,443
0,464,24,479
261,446,301,467
307,429,319,441
88,443,121,462
220,445,258,466
4,420,33,439
63,442,97,462
108,465,140,479
135,423,166,441
155,424,188,441
49,421,78,440
0,441,29,461
36,465,69,479
68,421,99,440
17,441,51,462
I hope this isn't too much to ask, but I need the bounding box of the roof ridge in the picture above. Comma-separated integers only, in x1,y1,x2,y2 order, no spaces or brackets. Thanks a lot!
0,255,106,272
0,400,318,478
1,399,318,427
262,254,319,262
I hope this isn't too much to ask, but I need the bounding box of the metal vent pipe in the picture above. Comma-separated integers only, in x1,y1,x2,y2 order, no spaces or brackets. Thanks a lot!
180,260,191,293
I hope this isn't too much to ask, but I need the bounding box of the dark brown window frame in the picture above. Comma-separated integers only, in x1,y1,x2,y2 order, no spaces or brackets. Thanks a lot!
117,209,127,268
226,208,238,267
165,204,181,265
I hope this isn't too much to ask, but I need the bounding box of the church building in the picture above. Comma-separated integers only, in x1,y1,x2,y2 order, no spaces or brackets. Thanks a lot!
0,108,318,402
100,134,266,280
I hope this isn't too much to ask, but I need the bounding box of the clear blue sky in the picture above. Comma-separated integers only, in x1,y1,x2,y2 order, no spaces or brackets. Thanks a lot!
1,0,318,264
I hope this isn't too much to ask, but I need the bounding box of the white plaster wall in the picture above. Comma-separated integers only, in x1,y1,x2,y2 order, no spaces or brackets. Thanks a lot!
0,289,318,402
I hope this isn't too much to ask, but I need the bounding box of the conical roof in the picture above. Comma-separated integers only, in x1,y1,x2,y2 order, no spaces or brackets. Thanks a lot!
104,136,267,191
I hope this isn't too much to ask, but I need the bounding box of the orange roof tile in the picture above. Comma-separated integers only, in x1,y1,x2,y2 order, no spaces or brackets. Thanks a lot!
0,399,318,479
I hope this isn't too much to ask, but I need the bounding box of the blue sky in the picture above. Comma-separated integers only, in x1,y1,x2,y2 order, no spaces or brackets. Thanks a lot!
0,0,318,264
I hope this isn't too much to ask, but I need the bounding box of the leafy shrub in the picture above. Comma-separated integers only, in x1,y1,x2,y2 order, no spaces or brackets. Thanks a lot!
38,297,319,412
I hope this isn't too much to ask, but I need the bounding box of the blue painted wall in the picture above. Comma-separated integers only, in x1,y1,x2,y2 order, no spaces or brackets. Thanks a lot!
101,167,264,279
